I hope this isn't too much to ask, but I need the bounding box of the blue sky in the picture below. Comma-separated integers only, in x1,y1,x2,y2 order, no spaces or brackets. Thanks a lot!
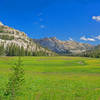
0,0,100,45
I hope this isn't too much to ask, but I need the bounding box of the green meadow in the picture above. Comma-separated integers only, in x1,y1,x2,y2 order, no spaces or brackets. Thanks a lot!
0,56,100,100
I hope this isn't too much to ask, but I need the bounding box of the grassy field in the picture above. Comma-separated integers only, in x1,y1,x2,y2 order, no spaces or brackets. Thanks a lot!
0,56,100,100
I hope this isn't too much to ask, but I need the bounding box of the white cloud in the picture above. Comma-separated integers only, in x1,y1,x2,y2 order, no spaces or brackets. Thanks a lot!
92,16,100,21
80,36,87,41
87,38,95,41
40,25,45,29
95,35,100,40
69,37,73,41
80,36,95,42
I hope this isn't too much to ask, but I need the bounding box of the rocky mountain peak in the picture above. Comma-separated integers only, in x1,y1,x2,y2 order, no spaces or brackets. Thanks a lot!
50,37,57,40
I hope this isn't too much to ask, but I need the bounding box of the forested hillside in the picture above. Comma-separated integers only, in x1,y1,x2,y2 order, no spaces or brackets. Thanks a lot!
81,45,100,58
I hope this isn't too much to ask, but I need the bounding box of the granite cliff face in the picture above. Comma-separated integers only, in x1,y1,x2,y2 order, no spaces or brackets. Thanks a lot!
0,23,55,56
33,37,94,55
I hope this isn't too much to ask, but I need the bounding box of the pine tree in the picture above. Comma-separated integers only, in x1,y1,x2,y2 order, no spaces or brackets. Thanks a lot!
4,56,25,100
0,43,5,56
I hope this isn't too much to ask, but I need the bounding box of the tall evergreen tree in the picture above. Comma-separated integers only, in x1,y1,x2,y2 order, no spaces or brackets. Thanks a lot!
0,43,5,56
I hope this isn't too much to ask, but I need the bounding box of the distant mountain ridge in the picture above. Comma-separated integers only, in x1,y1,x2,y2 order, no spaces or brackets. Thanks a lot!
33,37,94,55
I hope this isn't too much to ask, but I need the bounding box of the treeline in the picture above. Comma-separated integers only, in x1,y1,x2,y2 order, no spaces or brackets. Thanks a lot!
81,50,100,58
0,43,51,56
59,49,100,58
